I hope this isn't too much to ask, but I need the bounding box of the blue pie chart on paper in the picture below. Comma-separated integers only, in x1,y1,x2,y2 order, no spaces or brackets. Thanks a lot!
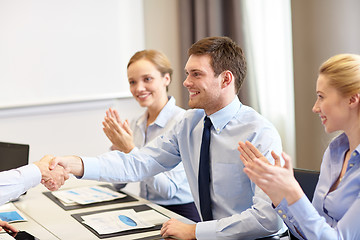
118,215,137,227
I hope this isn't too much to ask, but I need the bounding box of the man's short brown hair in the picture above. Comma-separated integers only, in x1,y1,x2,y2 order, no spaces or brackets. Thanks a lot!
188,36,247,94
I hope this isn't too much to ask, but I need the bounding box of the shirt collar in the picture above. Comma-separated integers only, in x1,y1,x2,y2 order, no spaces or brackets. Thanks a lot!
155,96,176,127
329,132,360,162
207,97,241,134
136,96,175,129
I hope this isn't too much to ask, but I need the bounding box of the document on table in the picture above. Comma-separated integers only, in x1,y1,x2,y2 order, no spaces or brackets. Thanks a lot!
82,209,169,235
51,186,126,205
0,203,27,223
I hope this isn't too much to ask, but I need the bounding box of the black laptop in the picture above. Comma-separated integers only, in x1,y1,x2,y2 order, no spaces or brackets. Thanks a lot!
0,141,30,172
0,142,30,199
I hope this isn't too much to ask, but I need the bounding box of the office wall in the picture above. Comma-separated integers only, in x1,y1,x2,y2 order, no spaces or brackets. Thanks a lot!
143,0,184,108
0,0,180,196
292,0,360,170
0,0,147,164
0,0,144,108
0,0,181,157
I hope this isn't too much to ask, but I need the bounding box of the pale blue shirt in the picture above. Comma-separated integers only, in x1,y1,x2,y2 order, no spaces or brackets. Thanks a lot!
276,133,360,240
131,96,194,205
0,164,41,205
81,97,285,240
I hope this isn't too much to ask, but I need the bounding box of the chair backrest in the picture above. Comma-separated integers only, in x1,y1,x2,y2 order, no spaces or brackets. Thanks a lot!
288,168,320,239
293,168,320,201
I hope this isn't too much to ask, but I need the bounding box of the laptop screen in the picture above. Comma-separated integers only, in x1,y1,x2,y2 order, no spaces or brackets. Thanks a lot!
0,142,30,172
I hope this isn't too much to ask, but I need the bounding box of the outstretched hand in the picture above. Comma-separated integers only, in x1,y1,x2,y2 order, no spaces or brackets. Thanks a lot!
34,155,70,191
102,108,135,153
49,155,84,177
238,141,304,206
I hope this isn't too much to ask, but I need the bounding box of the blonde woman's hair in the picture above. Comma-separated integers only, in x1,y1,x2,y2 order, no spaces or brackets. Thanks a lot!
127,49,173,79
319,54,360,97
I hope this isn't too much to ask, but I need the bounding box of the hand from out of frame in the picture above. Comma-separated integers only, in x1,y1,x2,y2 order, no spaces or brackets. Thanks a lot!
0,220,18,235
102,108,135,153
238,141,304,206
160,218,196,240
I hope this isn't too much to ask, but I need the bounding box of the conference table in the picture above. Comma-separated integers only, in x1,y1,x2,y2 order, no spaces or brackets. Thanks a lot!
8,178,193,240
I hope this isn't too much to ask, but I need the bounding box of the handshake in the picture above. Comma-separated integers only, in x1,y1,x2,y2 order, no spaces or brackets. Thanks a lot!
34,155,84,191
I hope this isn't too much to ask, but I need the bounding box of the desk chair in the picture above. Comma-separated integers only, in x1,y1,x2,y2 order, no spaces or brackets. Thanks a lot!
288,168,320,239
293,168,320,201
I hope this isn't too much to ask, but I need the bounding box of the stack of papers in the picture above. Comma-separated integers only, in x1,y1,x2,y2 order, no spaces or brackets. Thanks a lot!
51,186,126,206
82,209,169,235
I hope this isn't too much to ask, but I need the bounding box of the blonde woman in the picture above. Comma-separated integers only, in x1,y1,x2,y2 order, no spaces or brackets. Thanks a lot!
102,50,200,222
239,54,360,239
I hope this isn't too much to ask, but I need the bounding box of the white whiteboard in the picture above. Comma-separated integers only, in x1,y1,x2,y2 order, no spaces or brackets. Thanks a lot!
0,0,144,108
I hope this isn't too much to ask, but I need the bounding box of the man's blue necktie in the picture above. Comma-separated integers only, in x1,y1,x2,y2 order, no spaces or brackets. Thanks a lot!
198,116,213,221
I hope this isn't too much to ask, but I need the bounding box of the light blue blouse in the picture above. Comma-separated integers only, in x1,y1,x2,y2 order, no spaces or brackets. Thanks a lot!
131,96,194,205
81,97,285,239
276,132,360,239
